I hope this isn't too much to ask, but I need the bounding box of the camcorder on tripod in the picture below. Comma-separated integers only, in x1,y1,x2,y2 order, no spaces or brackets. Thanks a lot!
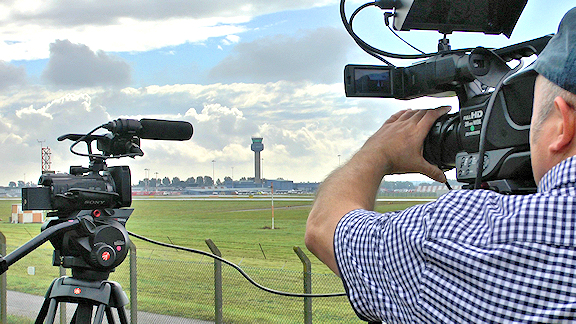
342,0,550,194
0,118,193,323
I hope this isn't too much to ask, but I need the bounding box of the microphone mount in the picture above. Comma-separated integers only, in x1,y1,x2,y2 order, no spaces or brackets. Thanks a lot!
63,118,193,160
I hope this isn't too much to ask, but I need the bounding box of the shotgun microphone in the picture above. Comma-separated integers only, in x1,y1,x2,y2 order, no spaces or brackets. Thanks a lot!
104,118,193,141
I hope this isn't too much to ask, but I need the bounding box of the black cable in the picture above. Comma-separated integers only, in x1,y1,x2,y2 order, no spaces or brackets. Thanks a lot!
350,3,376,25
383,12,425,54
473,65,522,189
127,231,347,298
387,26,426,54
340,0,479,62
347,2,395,65
69,123,142,160
69,124,104,158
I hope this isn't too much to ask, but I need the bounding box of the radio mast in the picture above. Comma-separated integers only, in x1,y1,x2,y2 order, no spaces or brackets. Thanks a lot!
38,140,52,173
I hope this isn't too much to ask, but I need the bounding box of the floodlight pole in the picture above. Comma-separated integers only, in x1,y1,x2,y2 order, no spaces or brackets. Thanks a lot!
212,160,216,187
144,168,150,191
271,183,275,230
154,172,159,194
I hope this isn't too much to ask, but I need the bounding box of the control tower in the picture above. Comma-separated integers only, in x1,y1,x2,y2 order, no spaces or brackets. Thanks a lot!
251,137,264,184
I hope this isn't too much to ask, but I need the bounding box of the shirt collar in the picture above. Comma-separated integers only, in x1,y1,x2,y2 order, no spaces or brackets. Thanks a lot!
538,155,576,193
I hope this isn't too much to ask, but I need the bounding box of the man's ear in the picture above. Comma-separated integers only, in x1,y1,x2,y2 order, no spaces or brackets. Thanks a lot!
549,96,576,153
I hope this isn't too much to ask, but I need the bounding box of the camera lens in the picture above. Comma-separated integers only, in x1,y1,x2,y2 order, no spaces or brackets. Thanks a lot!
423,113,461,171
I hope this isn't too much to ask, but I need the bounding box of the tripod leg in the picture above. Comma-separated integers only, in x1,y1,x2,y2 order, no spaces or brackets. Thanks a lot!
74,303,93,324
92,304,106,324
35,279,58,324
35,298,58,324
45,299,58,324
108,281,129,324
104,306,116,324
34,298,51,324
116,306,129,324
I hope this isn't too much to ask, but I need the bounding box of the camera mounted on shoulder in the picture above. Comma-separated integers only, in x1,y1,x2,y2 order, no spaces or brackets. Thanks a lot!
342,0,546,194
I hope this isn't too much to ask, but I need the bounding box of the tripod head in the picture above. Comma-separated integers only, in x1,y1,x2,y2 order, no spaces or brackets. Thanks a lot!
45,209,132,281
0,207,132,282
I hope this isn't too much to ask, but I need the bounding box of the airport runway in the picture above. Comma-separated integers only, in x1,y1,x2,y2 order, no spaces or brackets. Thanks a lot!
131,195,436,202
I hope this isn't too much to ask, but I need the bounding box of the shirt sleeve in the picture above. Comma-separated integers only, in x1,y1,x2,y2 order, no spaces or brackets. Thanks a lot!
334,188,576,323
334,205,433,323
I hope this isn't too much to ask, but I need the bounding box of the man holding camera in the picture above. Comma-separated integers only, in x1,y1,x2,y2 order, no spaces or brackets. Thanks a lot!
306,7,576,323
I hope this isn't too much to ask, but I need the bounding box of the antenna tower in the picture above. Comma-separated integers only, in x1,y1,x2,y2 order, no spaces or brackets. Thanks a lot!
38,139,52,173
41,146,52,173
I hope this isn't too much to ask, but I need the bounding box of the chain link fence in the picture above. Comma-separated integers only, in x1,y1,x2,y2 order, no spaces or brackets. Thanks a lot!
1,237,364,324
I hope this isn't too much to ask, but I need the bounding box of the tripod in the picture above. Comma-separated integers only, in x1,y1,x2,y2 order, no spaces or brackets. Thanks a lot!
0,213,133,324
35,271,130,324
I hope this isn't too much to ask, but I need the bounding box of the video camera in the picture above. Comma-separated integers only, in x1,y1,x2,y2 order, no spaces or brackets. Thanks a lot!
8,118,193,280
342,0,549,193
0,118,192,322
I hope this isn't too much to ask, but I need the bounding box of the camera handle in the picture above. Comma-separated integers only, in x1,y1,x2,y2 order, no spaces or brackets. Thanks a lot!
0,219,80,275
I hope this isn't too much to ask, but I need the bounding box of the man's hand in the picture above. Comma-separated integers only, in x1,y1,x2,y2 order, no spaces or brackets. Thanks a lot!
363,106,451,183
305,106,451,274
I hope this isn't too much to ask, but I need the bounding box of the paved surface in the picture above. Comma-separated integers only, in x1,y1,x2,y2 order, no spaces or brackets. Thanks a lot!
7,290,214,324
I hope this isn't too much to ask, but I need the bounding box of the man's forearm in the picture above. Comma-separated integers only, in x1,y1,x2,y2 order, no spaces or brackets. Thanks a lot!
312,146,389,221
305,107,450,274
305,133,392,274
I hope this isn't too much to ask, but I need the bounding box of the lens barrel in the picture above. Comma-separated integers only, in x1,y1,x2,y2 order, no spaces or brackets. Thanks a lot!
423,113,461,171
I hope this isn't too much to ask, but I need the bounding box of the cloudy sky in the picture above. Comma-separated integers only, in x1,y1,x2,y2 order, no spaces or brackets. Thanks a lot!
0,0,574,186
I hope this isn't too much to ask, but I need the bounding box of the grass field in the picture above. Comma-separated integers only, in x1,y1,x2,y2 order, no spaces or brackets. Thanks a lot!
0,196,430,323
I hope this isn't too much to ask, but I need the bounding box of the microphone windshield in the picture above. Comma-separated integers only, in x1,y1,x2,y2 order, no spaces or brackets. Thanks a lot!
139,119,193,141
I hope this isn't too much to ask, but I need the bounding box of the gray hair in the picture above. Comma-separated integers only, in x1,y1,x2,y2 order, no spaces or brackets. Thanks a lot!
532,75,576,134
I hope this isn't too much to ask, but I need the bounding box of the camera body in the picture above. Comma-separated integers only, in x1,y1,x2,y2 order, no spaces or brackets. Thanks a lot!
22,165,131,212
344,36,551,193
18,118,192,278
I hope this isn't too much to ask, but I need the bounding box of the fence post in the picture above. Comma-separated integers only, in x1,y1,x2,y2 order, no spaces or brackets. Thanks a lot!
0,232,6,324
129,241,138,324
293,246,312,324
205,239,223,324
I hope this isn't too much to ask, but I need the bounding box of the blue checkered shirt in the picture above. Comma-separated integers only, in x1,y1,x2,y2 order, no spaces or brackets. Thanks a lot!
335,156,576,323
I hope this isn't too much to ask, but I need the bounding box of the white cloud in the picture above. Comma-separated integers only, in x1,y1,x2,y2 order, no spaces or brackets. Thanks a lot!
0,15,248,61
0,61,27,91
222,35,241,46
0,91,112,185
0,77,459,187
8,0,338,26
0,0,339,61
208,27,355,84
0,79,391,186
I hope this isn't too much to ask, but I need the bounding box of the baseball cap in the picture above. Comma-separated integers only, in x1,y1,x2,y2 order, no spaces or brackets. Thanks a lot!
533,7,576,94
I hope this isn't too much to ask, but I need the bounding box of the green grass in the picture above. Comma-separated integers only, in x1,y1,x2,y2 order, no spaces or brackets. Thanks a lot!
0,197,428,323
7,315,33,324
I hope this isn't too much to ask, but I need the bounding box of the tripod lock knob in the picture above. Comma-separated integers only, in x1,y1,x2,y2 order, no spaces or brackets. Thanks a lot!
90,243,117,268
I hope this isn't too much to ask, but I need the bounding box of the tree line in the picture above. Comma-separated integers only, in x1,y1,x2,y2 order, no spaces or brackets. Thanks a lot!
6,176,253,189
135,175,256,188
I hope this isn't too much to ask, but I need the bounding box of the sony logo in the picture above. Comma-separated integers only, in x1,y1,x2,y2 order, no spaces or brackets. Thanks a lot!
84,200,106,205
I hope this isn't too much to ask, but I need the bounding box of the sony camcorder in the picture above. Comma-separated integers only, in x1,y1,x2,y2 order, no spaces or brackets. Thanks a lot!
342,0,548,193
16,118,192,278
22,118,193,212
